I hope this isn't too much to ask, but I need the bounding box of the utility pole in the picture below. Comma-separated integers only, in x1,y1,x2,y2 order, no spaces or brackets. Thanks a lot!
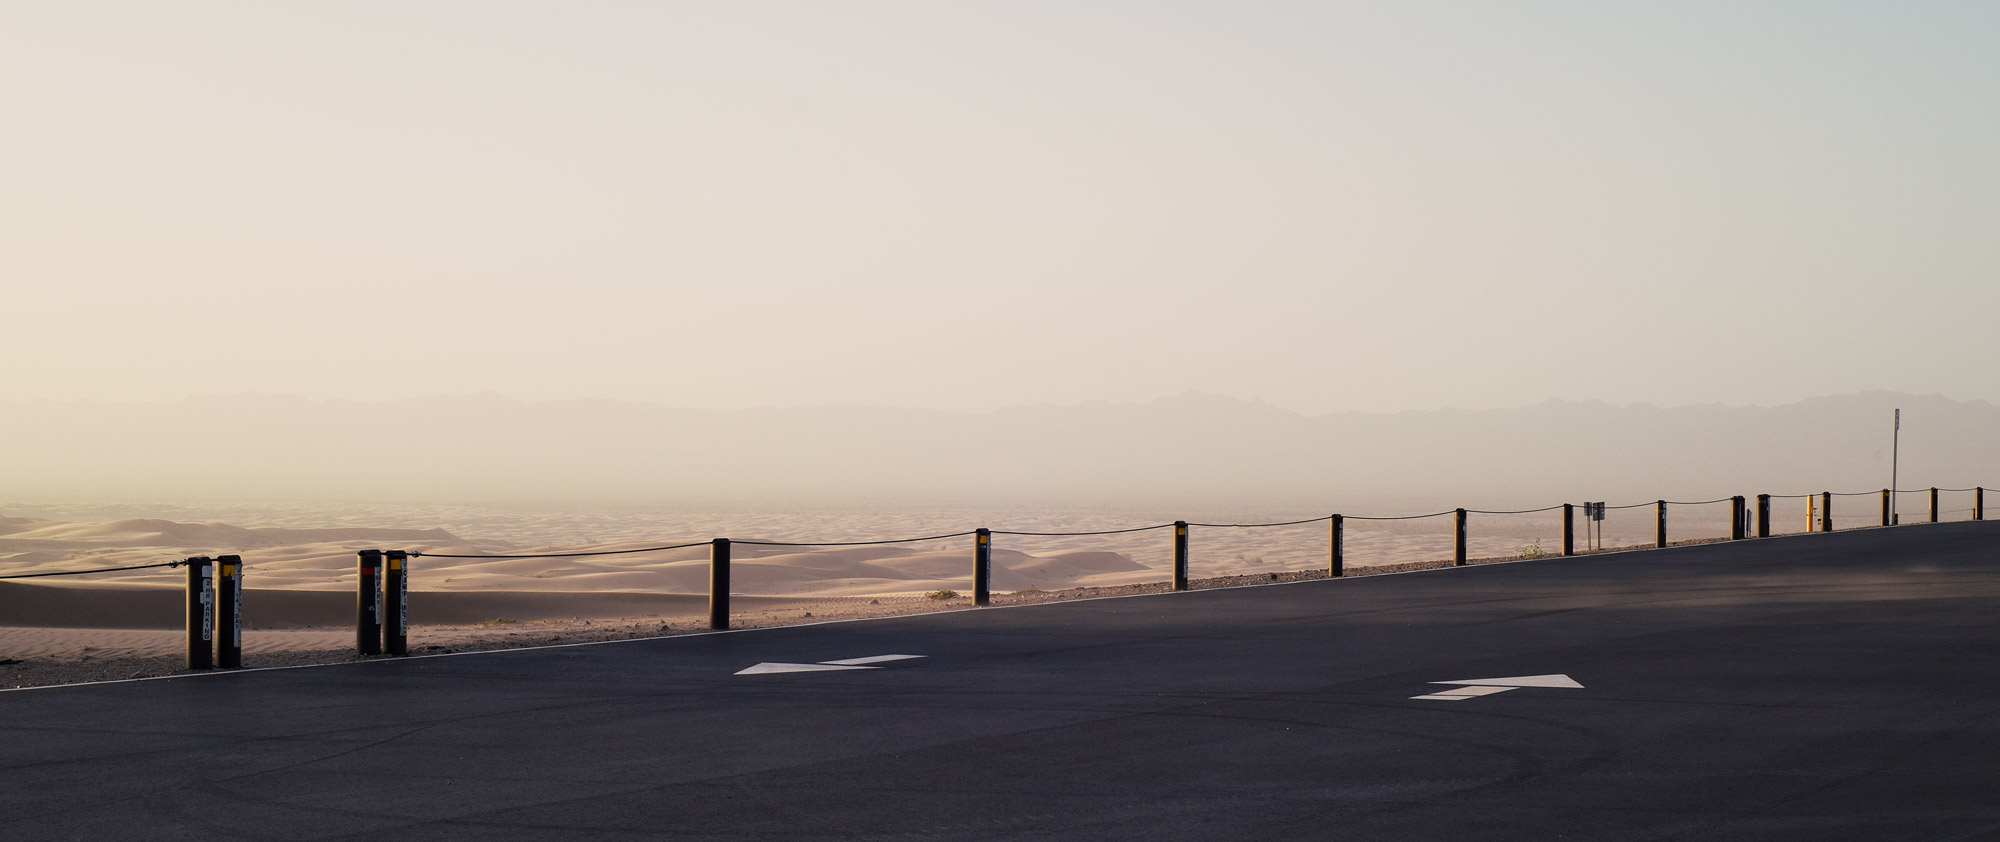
1891,408,1901,525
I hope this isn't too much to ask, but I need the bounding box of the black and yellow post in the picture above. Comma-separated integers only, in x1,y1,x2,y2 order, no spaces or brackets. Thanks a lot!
384,550,408,656
1172,521,1189,591
1820,492,1833,533
1655,501,1667,548
973,529,992,606
1730,497,1746,541
709,538,731,630
216,554,242,669
357,549,382,655
1757,494,1771,538
1930,487,1940,523
185,556,213,670
1329,515,1344,577
1453,509,1467,566
1882,490,1891,527
1977,487,1985,521
1561,504,1574,556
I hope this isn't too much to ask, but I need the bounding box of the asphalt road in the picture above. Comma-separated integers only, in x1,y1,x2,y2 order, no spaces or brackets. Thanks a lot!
6,521,1999,841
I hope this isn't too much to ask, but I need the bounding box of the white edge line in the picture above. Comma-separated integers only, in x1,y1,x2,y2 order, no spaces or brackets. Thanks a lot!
0,529,1813,695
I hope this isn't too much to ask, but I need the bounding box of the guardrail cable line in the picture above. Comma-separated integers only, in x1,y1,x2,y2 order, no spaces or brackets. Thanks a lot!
735,530,980,547
1344,510,1456,521
412,541,712,560
1187,515,1333,528
1464,505,1566,515
992,523,1177,537
0,559,185,580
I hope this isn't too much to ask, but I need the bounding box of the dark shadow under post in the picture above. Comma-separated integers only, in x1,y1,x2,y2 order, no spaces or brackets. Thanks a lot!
1453,509,1467,566
1655,501,1667,548
973,528,991,606
1172,521,1189,591
1821,492,1834,533
1757,494,1771,538
1329,515,1344,577
216,554,242,669
384,550,408,657
1931,487,1940,523
185,556,214,670
1561,504,1574,556
709,538,731,630
1730,497,1745,541
1882,490,1891,527
356,549,382,656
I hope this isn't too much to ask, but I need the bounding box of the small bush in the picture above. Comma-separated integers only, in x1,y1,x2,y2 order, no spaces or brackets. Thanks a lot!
924,589,960,600
1518,540,1549,560
479,617,518,627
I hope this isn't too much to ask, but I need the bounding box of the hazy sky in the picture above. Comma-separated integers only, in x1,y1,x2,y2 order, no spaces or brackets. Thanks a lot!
6,2,1996,414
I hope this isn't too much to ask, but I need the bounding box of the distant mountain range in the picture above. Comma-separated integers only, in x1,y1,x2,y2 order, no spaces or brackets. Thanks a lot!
3,391,1993,511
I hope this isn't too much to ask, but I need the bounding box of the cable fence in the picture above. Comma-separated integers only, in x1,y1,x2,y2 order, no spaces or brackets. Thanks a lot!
6,484,1988,672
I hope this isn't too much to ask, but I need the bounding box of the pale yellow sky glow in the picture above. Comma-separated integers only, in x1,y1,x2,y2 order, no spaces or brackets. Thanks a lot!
5,2,1996,414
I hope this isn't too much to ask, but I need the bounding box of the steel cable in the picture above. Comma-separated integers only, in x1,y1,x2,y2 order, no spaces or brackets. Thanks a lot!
1187,516,1332,528
734,531,979,547
0,560,184,580
1464,505,1567,515
992,523,1177,537
1344,510,1456,521
412,541,711,560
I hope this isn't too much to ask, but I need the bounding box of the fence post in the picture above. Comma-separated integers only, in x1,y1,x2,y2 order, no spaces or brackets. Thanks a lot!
1930,487,1940,523
1561,504,1574,556
1978,487,1985,521
973,528,991,606
216,554,242,669
1820,492,1833,533
384,550,408,656
1453,509,1467,566
1757,494,1770,538
1882,490,1891,527
356,549,381,656
185,556,214,670
709,538,731,630
1655,501,1667,548
1730,497,1745,540
1329,515,1344,577
1172,521,1189,590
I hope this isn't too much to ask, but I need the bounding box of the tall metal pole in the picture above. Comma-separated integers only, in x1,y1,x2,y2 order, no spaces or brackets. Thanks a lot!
1892,408,1901,525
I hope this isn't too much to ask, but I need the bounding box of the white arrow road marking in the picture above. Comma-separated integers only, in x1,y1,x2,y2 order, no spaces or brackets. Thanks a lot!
735,654,926,676
1412,673,1583,701
736,663,876,675
1432,674,1583,689
820,654,924,666
1412,685,1518,701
